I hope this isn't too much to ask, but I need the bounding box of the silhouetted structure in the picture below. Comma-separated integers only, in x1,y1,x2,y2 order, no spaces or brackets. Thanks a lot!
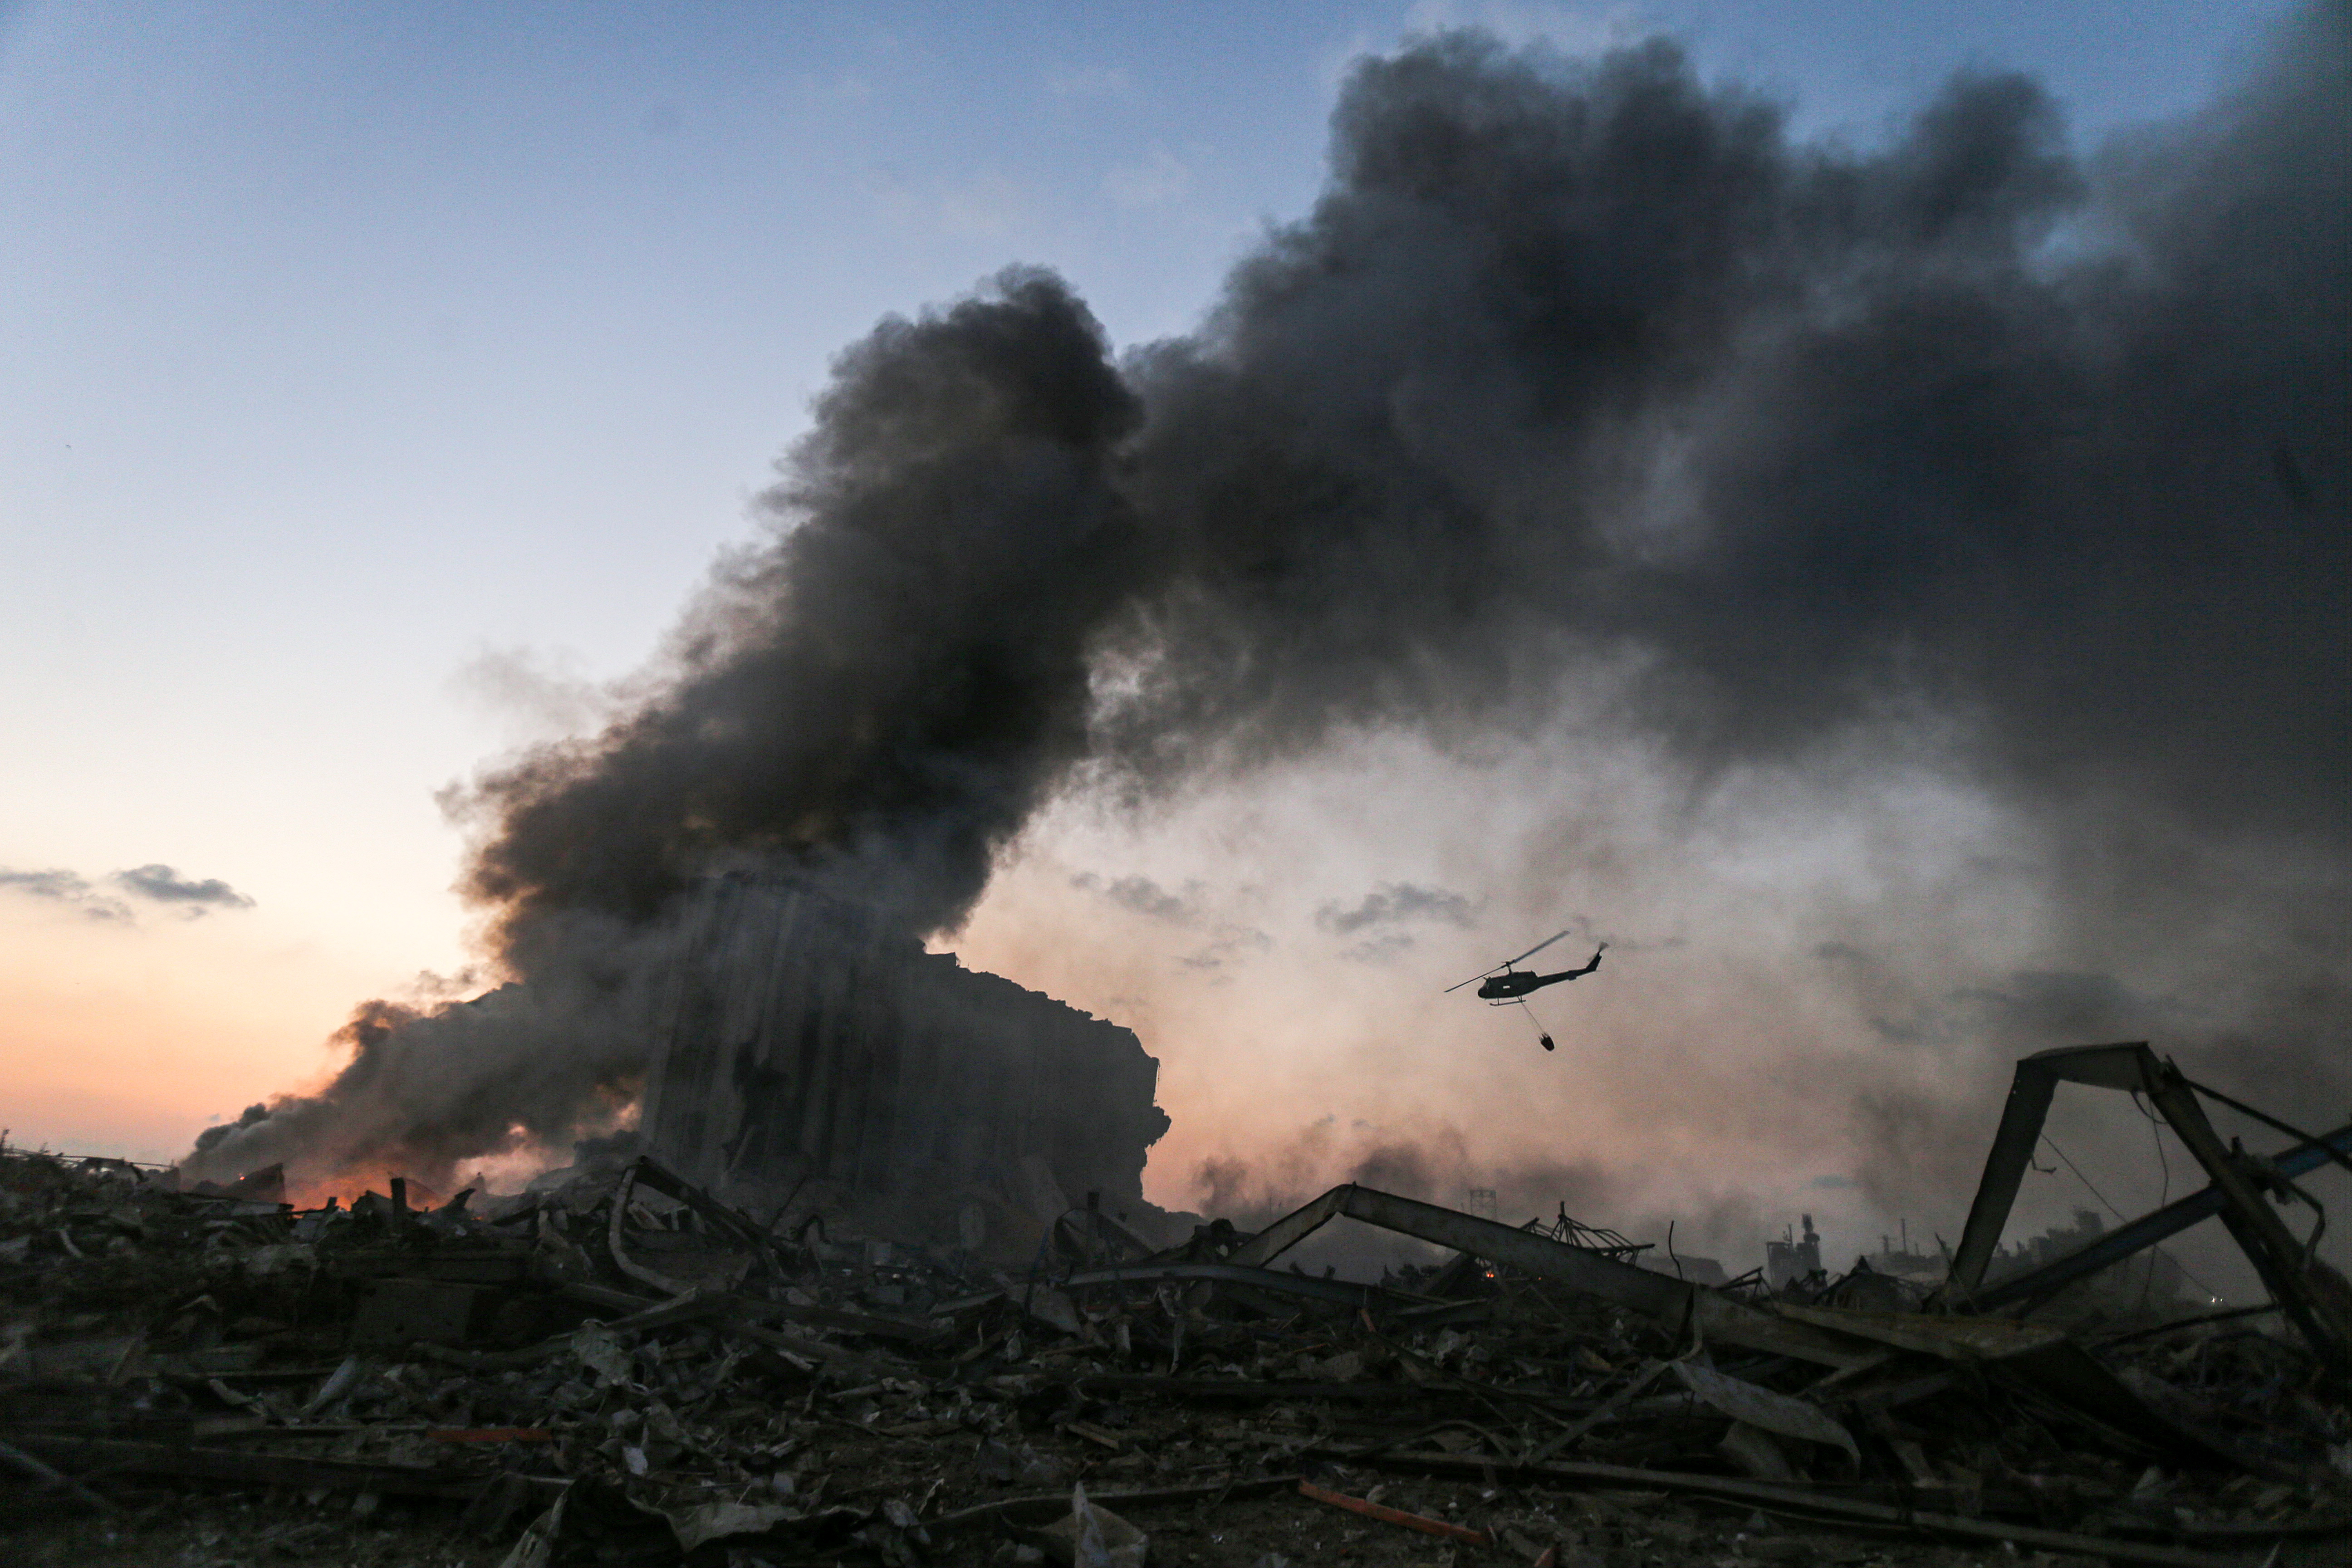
639,875,1168,1235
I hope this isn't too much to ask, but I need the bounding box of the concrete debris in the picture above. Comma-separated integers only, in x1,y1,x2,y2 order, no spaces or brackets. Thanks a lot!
4,1048,2350,1567
1033,1480,1147,1567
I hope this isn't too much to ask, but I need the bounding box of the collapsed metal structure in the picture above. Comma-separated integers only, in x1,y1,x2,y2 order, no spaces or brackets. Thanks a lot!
8,1037,2347,1561
1934,1041,2352,1374
636,874,1170,1240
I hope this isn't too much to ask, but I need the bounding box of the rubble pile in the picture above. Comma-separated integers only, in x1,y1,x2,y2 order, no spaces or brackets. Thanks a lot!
2,1126,2346,1567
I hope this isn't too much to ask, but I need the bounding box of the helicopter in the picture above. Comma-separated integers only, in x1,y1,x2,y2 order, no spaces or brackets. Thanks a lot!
1445,930,1606,1049
1446,928,1607,1001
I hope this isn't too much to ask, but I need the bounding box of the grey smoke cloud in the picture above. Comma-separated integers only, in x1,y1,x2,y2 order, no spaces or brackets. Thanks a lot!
1869,969,2165,1048
184,910,663,1186
447,645,620,747
186,9,2348,1203
192,1102,270,1156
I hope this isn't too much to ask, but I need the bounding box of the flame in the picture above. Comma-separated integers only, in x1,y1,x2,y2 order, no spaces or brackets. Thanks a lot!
284,1171,443,1212
276,1127,574,1211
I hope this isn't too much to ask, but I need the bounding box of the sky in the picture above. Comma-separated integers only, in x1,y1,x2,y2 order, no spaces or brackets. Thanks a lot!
0,1,2330,1279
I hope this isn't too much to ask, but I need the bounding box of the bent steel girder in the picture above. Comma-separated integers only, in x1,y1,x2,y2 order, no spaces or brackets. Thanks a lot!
1971,1120,2352,1313
1939,1042,2350,1375
1944,1043,2157,1304
1227,1183,1881,1371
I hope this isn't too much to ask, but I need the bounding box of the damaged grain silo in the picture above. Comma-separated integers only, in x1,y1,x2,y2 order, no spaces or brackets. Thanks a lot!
637,873,1172,1255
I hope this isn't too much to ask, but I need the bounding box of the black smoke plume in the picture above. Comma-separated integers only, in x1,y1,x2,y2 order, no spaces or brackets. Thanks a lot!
186,8,2347,1192
473,274,1142,948
1107,24,2344,840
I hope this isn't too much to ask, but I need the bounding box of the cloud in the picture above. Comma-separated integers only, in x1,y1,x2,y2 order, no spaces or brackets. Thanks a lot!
1072,872,1199,923
0,861,253,922
112,864,256,915
0,867,129,921
1070,871,1266,970
0,867,93,903
1341,931,1419,965
1104,147,1192,209
1180,925,1272,971
1317,881,1480,935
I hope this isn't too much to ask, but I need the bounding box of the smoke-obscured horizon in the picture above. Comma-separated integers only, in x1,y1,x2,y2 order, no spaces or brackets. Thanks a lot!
188,9,2347,1265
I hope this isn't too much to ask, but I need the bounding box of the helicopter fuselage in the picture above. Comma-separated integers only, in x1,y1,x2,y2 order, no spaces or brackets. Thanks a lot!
1477,968,1568,1000
1474,949,1603,1000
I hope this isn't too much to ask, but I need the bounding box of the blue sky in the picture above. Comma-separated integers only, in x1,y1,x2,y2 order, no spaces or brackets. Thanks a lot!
0,0,2307,1202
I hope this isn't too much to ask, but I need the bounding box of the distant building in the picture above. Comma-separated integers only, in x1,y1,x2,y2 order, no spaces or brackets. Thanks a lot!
1640,1251,1730,1287
1827,1206,2204,1316
1980,1207,2201,1313
1865,1217,1945,1282
1766,1213,1823,1290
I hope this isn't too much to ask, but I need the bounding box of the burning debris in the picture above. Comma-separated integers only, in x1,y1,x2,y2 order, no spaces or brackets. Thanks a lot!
5,1043,2349,1566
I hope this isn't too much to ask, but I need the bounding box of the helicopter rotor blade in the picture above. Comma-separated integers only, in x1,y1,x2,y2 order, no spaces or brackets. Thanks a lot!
1499,927,1574,969
1442,926,1576,993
